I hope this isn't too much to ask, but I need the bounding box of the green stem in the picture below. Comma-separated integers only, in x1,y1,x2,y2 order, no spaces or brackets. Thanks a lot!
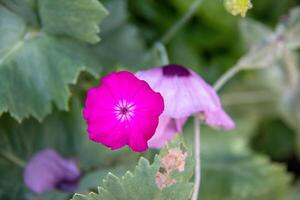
155,42,170,65
0,149,25,168
161,0,203,44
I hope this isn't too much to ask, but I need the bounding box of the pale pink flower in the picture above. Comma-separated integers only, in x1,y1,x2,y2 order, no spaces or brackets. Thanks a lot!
136,64,235,148
83,71,164,152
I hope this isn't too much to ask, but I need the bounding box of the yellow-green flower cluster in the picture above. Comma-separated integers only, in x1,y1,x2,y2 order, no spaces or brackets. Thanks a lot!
224,0,253,17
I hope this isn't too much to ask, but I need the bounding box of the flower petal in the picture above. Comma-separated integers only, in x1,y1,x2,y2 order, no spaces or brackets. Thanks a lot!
205,109,235,130
175,117,188,132
148,115,185,148
83,87,117,122
128,124,149,152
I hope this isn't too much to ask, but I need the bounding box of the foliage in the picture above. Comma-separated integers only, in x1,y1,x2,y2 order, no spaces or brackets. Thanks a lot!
1,0,300,199
72,136,194,200
0,0,107,122
199,123,292,200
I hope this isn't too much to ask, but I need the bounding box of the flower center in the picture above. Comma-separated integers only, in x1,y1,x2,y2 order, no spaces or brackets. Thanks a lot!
114,100,136,122
162,64,191,77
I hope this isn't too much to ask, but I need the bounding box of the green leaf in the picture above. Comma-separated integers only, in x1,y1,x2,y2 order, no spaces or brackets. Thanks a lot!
78,167,128,193
72,134,194,200
72,156,193,200
0,6,26,59
38,0,108,44
199,125,292,200
0,6,105,121
201,154,292,200
1,0,39,27
0,98,141,199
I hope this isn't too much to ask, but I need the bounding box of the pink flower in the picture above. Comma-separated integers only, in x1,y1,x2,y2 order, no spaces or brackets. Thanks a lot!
83,71,164,152
23,149,80,194
136,64,235,148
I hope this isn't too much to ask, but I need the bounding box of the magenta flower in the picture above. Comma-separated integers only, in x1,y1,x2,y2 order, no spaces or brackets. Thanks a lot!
23,149,80,194
136,64,235,148
83,71,164,152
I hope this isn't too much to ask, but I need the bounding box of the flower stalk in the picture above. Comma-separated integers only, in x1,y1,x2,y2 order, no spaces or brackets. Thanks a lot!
283,48,299,89
192,117,201,200
161,0,203,44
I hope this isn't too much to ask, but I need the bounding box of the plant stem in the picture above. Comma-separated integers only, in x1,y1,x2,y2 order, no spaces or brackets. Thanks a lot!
155,42,170,65
213,64,242,91
283,47,299,89
192,117,201,200
0,149,25,168
161,0,203,44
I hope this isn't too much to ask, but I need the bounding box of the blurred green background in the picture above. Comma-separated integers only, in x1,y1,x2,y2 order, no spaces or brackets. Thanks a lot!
1,0,300,199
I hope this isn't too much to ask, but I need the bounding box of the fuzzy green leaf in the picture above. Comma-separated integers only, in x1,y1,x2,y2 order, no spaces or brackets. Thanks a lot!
1,0,39,27
72,135,194,200
38,0,108,44
0,5,105,122
72,157,193,200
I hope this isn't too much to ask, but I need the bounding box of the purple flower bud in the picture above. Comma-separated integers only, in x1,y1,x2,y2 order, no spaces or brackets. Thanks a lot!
136,64,235,148
23,149,80,194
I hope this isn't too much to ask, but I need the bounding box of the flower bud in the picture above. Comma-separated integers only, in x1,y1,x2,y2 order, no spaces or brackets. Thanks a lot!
224,0,253,17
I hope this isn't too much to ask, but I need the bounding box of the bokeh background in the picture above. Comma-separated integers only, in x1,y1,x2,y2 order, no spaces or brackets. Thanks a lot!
1,0,300,199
